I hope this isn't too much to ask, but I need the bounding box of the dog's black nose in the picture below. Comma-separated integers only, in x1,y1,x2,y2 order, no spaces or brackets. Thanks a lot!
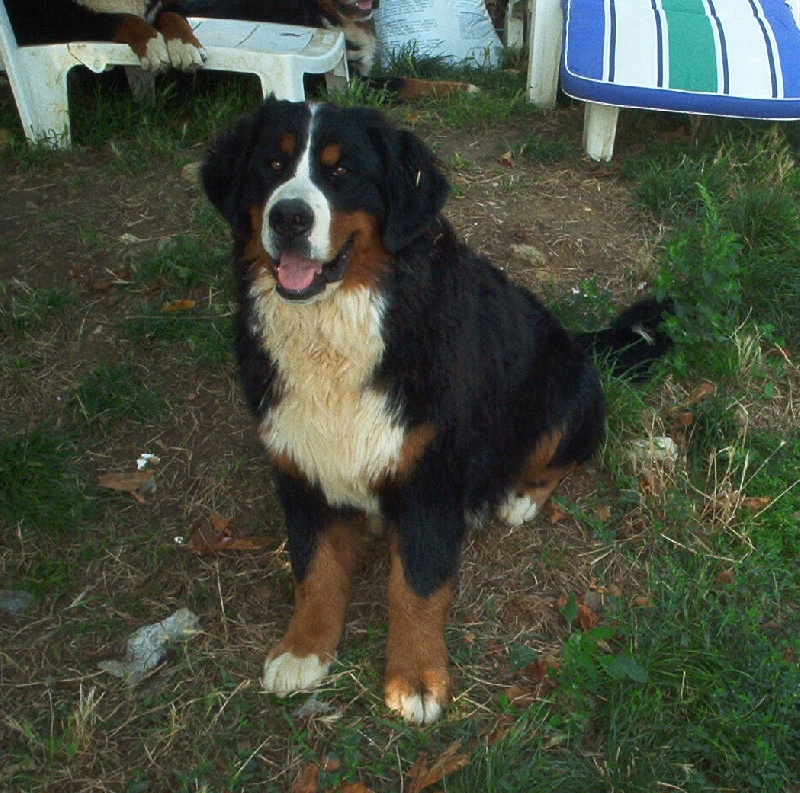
269,199,314,239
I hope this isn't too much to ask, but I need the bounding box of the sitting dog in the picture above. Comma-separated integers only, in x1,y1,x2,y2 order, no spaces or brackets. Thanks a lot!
201,98,669,724
6,0,206,72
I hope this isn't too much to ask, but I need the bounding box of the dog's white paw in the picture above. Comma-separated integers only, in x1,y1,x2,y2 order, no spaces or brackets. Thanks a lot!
167,39,206,71
140,34,171,72
498,493,539,527
386,689,444,725
261,652,329,695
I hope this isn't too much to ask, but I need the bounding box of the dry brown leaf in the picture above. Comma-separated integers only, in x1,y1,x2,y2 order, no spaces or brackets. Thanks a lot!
632,595,652,608
290,764,319,793
160,299,196,312
545,501,568,524
337,783,374,793
577,601,601,631
97,470,153,504
321,755,342,773
498,150,515,167
741,496,771,512
594,503,612,522
522,656,560,687
186,513,272,556
407,742,470,793
686,381,716,405
715,569,735,585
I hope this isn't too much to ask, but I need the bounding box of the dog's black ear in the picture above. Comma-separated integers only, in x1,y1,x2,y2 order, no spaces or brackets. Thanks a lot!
201,106,265,226
375,126,450,254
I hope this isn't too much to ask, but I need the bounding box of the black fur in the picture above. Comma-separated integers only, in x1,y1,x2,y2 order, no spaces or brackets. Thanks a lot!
200,99,650,598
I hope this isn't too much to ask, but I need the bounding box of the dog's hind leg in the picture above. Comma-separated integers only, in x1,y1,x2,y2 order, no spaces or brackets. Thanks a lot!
497,431,577,527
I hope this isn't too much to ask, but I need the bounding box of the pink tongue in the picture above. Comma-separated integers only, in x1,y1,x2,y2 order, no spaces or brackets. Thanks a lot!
277,251,322,292
357,0,373,9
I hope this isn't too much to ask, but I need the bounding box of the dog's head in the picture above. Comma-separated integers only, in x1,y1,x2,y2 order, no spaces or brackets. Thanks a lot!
202,98,449,303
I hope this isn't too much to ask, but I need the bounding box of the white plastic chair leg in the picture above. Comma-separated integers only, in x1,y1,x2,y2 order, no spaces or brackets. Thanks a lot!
13,50,73,147
526,0,563,108
583,102,620,160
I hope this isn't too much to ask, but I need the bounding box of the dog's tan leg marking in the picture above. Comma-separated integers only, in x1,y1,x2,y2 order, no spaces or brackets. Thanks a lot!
262,520,363,694
113,16,170,72
498,431,576,526
157,11,206,70
384,538,453,725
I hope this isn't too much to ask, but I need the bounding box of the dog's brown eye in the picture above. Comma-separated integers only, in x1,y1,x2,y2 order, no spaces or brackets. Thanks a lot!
332,165,349,178
269,159,283,172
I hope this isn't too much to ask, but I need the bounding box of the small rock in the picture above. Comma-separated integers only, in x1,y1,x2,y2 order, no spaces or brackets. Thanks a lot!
0,589,35,615
509,243,546,268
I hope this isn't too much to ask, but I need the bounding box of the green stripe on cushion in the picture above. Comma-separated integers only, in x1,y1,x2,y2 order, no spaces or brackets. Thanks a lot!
662,0,718,92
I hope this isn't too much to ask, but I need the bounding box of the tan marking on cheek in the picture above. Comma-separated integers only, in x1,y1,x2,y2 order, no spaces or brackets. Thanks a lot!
385,536,453,715
321,144,342,168
280,133,297,157
269,520,365,661
112,15,158,57
331,210,391,291
156,11,201,46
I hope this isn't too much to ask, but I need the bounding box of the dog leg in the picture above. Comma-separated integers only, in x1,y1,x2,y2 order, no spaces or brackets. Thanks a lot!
384,536,453,725
262,519,363,694
113,15,171,72
156,11,206,70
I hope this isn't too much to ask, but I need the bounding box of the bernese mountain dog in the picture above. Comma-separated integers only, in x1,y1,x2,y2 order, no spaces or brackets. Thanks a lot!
201,97,670,724
6,0,475,99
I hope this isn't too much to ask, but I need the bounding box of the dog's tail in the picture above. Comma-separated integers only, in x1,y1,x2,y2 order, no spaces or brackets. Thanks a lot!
575,297,674,379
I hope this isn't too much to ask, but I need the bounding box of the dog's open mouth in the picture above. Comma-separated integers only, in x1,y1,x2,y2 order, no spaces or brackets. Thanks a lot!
274,239,352,300
340,0,377,19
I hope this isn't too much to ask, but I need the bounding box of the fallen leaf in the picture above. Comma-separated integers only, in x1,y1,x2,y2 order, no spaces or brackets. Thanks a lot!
741,496,771,512
290,764,319,793
577,601,600,631
594,503,612,522
160,299,196,312
504,683,535,706
407,742,470,793
686,381,716,405
498,150,514,167
522,656,560,687
545,501,568,524
98,470,154,504
337,783,374,793
185,513,272,556
632,595,652,608
715,569,735,585
321,755,342,773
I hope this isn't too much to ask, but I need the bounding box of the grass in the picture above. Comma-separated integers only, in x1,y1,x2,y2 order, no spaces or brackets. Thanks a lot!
1,56,799,793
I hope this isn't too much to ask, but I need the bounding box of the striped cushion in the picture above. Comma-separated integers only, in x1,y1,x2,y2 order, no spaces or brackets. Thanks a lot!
562,0,800,118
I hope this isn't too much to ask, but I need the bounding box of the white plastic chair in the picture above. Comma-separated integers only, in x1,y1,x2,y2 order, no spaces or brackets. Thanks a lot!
0,6,348,149
526,0,800,160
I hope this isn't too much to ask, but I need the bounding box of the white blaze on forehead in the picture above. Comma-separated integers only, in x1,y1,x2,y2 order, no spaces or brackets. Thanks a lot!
262,105,333,263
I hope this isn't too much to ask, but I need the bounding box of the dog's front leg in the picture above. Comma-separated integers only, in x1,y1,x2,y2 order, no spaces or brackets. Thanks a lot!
262,473,363,694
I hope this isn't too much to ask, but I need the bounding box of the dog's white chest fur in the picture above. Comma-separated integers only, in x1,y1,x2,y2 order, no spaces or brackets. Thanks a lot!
252,281,403,511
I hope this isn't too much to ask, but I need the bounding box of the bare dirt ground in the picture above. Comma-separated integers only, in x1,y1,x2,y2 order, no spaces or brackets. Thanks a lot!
0,101,666,789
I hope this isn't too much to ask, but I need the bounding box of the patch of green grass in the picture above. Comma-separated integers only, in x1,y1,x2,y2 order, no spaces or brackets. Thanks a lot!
0,281,75,333
122,304,233,367
0,426,95,535
132,235,231,294
70,360,167,426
